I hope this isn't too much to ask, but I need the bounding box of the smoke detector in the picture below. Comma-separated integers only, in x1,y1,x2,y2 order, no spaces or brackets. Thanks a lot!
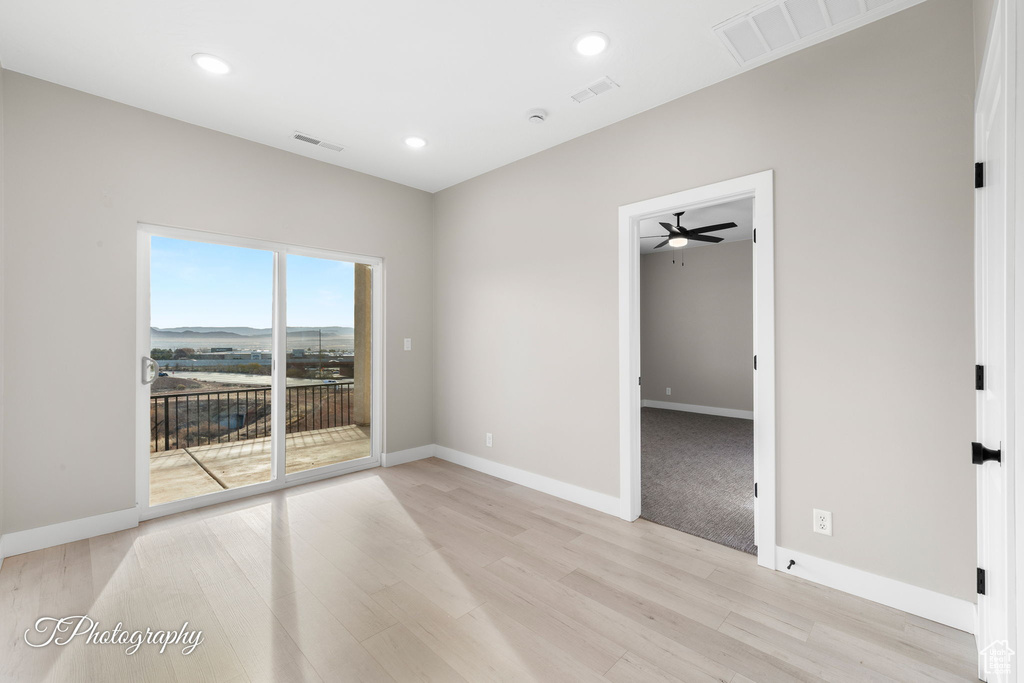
291,131,344,152
526,109,548,124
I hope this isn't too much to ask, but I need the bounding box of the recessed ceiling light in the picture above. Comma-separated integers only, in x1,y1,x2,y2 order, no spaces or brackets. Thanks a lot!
404,137,427,149
192,53,231,75
574,32,609,56
668,237,688,247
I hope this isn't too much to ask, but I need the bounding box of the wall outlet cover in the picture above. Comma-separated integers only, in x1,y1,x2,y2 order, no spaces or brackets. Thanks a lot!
813,509,832,536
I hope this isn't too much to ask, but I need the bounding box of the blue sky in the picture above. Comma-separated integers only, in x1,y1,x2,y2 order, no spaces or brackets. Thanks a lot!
151,237,355,328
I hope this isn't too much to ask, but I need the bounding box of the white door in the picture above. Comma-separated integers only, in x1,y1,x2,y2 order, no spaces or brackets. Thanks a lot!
976,0,1014,677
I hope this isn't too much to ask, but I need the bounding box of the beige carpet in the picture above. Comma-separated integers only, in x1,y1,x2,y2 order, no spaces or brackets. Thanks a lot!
641,407,756,554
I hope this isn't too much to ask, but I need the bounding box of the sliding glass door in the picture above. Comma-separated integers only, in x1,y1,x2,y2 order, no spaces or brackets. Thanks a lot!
285,255,373,475
138,227,381,514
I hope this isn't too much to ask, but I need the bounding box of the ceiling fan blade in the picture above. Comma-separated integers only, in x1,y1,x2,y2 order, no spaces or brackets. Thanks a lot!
687,234,724,243
688,222,738,235
653,239,671,249
639,235,663,238
658,222,678,234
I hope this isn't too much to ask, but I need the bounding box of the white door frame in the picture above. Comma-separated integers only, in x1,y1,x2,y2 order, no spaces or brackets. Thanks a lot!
135,223,385,521
974,0,1020,675
618,170,776,569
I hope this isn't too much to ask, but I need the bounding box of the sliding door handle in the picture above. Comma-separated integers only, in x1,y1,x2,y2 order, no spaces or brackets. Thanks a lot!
141,357,159,385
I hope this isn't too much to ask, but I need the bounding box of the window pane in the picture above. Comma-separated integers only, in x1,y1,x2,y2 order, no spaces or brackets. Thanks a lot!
285,255,371,474
148,237,274,504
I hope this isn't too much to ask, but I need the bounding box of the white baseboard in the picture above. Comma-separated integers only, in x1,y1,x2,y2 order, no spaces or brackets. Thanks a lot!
383,444,436,467
0,508,139,560
434,446,620,516
775,546,976,633
642,399,754,420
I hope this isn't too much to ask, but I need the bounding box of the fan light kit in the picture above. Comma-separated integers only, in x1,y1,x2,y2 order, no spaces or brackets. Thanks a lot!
574,32,609,56
668,237,688,247
192,53,230,75
404,137,427,149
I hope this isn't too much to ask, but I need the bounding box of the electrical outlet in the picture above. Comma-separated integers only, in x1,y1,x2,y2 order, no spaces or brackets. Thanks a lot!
486,433,493,447
666,387,672,396
813,509,832,536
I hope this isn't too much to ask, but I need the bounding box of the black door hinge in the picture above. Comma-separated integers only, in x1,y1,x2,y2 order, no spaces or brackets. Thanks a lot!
638,376,641,386
754,483,758,498
978,567,987,595
976,365,985,391
976,162,985,189
753,229,757,243
973,442,1002,465
753,355,757,370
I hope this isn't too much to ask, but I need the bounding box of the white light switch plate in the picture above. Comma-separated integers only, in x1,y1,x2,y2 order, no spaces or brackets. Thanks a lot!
403,338,412,351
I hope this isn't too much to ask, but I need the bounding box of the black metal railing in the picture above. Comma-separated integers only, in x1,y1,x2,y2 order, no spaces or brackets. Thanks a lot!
150,383,354,452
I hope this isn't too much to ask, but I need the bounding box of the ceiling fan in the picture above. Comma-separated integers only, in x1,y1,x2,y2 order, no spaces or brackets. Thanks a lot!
641,212,737,249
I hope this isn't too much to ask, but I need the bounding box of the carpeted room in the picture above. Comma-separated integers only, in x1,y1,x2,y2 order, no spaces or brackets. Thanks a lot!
639,197,756,554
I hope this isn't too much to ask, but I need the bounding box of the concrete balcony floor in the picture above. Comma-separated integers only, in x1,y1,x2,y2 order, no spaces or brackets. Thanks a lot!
149,424,371,505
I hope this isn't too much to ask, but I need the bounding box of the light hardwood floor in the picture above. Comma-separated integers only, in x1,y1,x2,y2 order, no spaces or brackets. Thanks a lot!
0,458,978,682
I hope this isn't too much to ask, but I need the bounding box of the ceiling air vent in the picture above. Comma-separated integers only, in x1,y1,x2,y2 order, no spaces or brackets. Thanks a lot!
715,0,920,66
570,76,619,103
292,131,344,152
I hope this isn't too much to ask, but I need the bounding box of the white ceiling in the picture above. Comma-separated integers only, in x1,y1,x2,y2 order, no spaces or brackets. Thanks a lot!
0,1,915,192
639,197,753,254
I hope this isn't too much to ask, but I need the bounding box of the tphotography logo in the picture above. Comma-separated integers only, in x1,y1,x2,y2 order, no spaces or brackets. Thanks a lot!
24,616,204,656
980,639,1015,678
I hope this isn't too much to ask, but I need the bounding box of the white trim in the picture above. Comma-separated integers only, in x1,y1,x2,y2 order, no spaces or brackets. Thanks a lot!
434,446,620,516
1010,0,1024,666
619,170,776,570
1,508,139,560
272,252,287,484
382,445,436,467
135,223,384,521
775,546,976,634
642,399,753,420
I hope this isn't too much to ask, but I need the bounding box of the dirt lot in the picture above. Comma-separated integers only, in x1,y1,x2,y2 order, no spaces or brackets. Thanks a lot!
152,376,258,394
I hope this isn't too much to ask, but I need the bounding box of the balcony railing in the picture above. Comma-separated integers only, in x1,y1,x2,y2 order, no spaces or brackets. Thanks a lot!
150,383,354,452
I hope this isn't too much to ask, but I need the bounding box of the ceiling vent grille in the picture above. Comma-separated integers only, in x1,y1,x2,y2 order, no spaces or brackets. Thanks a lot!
715,0,916,65
292,131,344,152
570,76,619,103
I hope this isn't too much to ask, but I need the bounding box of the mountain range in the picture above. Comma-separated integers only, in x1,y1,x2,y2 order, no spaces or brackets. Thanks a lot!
152,326,354,337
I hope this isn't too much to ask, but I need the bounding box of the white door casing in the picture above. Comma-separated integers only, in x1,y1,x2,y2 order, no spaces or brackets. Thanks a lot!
618,170,776,569
976,0,1016,677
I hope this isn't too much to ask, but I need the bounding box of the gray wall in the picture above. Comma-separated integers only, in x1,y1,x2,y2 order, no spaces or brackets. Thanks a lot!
434,0,976,600
641,241,753,412
1,72,435,534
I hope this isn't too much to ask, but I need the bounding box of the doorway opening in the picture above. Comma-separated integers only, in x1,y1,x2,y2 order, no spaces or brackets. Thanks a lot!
619,170,776,569
638,198,755,554
135,225,383,519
